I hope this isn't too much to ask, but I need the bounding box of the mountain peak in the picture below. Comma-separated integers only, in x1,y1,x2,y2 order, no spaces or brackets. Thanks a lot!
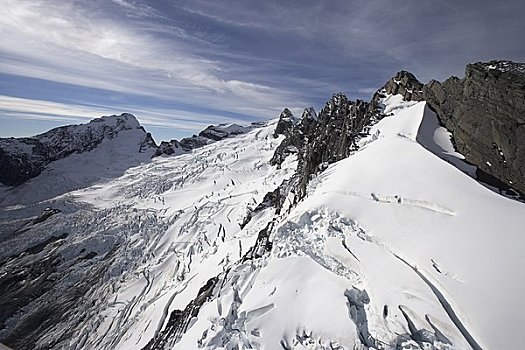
0,113,155,187
380,70,424,102
273,108,299,138
301,107,317,121
87,113,141,130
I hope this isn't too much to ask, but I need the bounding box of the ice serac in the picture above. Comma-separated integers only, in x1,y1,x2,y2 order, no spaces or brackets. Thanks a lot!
423,60,525,194
0,113,157,187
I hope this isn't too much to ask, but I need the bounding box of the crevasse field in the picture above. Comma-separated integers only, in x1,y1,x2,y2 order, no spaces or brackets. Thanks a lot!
1,95,523,350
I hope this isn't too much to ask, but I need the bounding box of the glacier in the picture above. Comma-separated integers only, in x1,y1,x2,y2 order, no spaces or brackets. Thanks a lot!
0,92,524,350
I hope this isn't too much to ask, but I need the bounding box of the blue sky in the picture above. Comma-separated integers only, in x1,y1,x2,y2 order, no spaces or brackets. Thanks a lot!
1,0,524,142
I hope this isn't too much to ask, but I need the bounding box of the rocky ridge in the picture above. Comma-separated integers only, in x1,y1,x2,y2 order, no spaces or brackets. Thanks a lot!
270,84,393,207
269,60,525,217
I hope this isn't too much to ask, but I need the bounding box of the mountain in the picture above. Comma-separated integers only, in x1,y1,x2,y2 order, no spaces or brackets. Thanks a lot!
0,113,157,187
0,60,524,350
0,113,158,205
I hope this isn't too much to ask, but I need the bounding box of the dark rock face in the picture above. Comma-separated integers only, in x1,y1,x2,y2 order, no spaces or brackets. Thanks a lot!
294,94,375,198
423,60,525,194
153,136,211,157
382,70,424,102
0,113,157,187
0,145,43,187
369,71,423,116
270,107,318,168
154,140,182,156
273,108,298,138
199,123,251,141
142,277,219,350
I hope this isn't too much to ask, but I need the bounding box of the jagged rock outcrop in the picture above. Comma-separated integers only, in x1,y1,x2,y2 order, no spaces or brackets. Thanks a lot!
423,60,525,194
271,93,383,202
369,70,424,114
384,70,424,102
0,113,157,186
270,107,318,168
153,136,210,157
273,108,298,138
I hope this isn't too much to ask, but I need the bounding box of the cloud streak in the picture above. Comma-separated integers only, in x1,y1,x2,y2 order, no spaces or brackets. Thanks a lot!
0,95,254,139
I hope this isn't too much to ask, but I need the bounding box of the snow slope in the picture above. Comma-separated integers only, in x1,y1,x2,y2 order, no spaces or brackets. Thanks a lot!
1,95,523,350
172,95,524,349
269,95,524,349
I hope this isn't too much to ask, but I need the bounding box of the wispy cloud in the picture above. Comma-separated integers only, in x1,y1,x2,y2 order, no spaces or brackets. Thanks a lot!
0,0,306,120
1,0,524,140
0,95,249,137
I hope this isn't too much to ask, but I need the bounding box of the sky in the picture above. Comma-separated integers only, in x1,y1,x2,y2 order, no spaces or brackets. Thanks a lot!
1,0,524,142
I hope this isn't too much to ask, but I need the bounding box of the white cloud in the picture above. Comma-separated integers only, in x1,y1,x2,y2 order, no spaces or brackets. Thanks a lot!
0,0,306,121
0,95,252,135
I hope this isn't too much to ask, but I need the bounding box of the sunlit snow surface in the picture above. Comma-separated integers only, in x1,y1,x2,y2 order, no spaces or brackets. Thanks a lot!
2,96,524,350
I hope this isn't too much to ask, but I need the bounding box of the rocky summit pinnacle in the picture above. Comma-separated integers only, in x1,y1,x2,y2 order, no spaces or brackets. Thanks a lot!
273,108,299,138
301,107,317,121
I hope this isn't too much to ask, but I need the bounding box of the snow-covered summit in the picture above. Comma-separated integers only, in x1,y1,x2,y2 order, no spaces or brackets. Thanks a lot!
32,113,155,159
0,113,156,186
0,113,158,204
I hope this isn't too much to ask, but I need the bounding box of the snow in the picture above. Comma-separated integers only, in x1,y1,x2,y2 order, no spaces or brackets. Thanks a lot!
56,120,298,350
0,127,155,206
416,105,476,177
283,97,524,349
174,95,524,349
2,95,524,350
